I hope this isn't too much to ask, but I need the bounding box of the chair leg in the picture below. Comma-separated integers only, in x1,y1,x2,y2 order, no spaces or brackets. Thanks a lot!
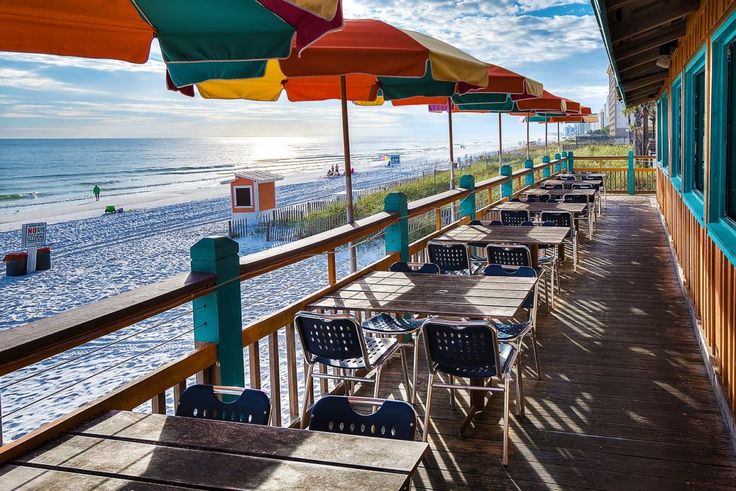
531,328,541,380
400,347,411,401
449,375,456,410
300,364,314,429
502,378,511,466
423,373,435,442
374,365,383,399
514,351,524,417
573,235,578,271
545,272,551,313
412,335,420,405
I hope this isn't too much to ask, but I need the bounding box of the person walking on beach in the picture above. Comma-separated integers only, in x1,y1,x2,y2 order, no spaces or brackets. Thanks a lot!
93,185,101,201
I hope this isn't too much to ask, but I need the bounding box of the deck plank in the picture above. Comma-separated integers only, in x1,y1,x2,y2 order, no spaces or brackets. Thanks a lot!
364,195,736,489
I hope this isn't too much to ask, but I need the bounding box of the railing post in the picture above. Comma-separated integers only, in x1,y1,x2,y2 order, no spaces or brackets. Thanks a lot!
384,192,409,262
458,175,476,221
567,150,574,173
190,236,245,387
628,150,635,195
524,159,534,187
500,164,513,199
542,155,551,178
554,153,561,173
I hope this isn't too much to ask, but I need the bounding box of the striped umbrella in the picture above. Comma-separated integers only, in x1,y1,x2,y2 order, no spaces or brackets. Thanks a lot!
185,19,489,271
0,0,343,87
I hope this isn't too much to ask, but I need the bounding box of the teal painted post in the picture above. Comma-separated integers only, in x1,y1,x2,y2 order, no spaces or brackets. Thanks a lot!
567,150,574,173
458,175,476,220
524,159,534,187
542,155,551,178
627,150,635,195
384,192,409,261
554,153,562,173
191,236,245,387
500,164,513,198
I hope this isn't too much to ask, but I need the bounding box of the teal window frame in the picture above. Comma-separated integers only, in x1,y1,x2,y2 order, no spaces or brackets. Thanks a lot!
708,10,736,265
683,46,707,224
657,91,669,172
671,74,683,190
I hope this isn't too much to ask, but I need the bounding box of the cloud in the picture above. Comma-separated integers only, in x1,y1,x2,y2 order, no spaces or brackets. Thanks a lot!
0,68,108,94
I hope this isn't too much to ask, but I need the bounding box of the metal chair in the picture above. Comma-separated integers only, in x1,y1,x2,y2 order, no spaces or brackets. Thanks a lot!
362,261,439,404
563,194,595,238
486,244,554,309
571,182,595,189
541,211,577,270
308,395,417,441
175,384,271,425
422,319,520,465
294,311,400,428
501,210,531,226
559,174,576,181
483,265,541,383
427,241,474,274
583,174,606,207
541,183,563,190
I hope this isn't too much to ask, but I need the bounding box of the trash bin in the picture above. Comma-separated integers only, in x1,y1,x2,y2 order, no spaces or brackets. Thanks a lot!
36,247,51,271
3,252,28,276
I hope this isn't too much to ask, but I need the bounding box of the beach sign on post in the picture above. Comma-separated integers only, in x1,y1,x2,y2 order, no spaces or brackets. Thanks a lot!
21,222,47,274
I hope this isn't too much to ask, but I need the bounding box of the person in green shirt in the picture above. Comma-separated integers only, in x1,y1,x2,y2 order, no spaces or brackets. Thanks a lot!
93,185,101,201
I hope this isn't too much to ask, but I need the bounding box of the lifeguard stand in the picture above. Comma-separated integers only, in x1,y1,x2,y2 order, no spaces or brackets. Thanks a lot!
226,170,283,225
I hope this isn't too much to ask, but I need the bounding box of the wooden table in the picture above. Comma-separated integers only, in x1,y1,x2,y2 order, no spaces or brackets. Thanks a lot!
558,172,605,180
1,410,428,490
494,201,587,216
308,271,538,436
307,270,537,319
432,224,570,267
523,188,597,200
541,178,602,189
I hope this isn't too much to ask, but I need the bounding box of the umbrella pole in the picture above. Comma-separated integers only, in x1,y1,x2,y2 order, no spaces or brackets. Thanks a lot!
557,122,561,153
340,75,357,273
545,119,548,154
526,117,530,160
498,112,503,174
447,97,455,190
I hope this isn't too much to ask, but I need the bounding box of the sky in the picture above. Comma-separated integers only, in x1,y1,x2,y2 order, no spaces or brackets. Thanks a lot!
0,0,610,148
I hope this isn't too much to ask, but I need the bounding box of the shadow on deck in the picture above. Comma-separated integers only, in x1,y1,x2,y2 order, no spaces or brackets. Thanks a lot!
363,195,736,490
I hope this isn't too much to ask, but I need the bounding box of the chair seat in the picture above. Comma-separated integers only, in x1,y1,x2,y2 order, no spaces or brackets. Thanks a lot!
314,336,398,370
362,313,424,334
493,321,533,342
436,343,516,379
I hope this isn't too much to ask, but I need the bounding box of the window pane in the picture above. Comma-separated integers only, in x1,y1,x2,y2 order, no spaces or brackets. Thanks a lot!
694,70,706,193
727,42,736,221
236,187,252,207
673,84,681,177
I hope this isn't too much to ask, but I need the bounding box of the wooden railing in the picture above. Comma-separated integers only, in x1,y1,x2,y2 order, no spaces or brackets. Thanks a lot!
573,154,657,193
0,153,601,461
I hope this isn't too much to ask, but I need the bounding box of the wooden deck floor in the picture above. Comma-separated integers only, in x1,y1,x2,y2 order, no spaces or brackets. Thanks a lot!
365,195,736,490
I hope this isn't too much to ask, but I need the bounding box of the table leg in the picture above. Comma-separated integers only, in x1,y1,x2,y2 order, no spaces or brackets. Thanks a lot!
530,244,539,270
460,378,486,436
558,242,566,262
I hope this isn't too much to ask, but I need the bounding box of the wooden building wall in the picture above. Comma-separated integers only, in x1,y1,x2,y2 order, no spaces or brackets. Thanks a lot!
657,0,736,421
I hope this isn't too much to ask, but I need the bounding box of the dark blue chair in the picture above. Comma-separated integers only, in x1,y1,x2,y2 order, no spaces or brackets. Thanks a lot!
389,261,441,274
541,183,563,190
422,319,520,465
483,265,541,381
500,210,530,226
427,242,473,274
294,311,399,428
563,194,595,238
485,244,532,267
559,174,576,181
175,384,271,425
364,262,439,403
541,211,577,271
524,194,540,202
489,220,503,225
308,396,417,441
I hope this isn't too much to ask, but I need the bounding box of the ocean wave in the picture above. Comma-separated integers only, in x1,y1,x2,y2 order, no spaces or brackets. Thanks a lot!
0,192,38,201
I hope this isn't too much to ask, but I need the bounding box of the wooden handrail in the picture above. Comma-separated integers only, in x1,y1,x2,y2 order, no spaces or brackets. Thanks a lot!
0,272,217,377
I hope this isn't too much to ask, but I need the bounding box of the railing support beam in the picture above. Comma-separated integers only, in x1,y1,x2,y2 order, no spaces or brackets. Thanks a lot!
458,175,476,221
542,156,551,178
500,165,513,199
568,150,574,173
524,159,535,187
554,153,561,173
191,236,245,387
628,150,635,195
384,192,409,262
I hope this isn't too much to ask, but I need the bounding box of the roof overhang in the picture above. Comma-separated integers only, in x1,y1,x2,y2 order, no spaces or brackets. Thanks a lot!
590,0,699,107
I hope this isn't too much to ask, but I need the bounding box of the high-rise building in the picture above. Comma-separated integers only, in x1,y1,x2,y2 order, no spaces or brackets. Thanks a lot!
607,65,629,137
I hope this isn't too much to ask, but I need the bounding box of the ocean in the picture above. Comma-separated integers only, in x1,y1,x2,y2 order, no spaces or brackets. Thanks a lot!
0,137,494,212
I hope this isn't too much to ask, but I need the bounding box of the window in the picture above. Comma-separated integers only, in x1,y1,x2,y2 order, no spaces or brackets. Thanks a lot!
671,75,682,183
683,46,707,222
726,41,736,221
235,186,253,207
659,92,668,171
709,10,736,265
693,70,706,194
